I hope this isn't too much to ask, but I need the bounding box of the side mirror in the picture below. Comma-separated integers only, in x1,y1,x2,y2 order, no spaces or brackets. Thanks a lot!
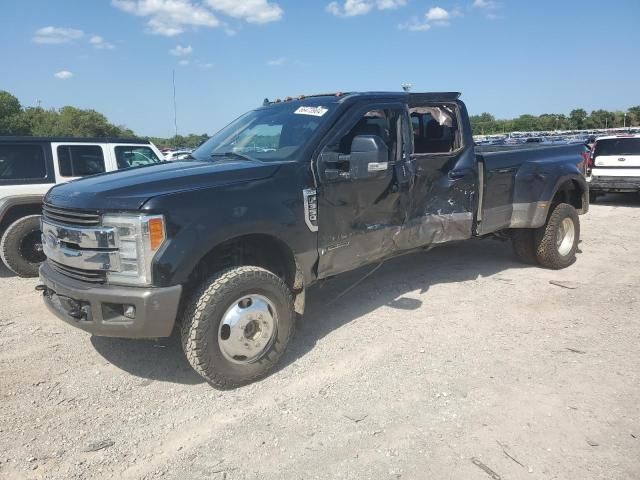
349,135,389,180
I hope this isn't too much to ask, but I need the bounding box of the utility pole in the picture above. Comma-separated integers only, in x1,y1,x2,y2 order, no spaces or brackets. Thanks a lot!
172,70,178,141
624,113,627,128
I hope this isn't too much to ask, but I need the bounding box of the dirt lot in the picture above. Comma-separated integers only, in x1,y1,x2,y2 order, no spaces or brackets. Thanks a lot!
1,194,639,480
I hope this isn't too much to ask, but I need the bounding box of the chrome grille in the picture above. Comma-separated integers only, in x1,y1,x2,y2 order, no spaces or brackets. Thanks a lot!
49,260,106,284
42,203,101,227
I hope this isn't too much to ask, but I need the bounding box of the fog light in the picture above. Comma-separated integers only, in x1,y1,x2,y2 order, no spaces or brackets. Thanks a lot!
123,305,136,319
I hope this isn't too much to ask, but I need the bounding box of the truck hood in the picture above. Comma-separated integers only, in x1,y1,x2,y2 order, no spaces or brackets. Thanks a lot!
45,160,280,211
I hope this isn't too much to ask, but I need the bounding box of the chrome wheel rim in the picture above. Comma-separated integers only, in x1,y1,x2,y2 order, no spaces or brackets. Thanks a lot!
218,294,277,364
556,217,575,256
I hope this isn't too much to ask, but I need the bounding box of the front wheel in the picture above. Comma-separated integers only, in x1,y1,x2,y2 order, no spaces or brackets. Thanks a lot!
534,203,580,269
181,266,295,388
0,215,45,277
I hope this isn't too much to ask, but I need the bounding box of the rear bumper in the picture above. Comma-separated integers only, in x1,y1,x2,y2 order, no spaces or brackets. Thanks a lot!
39,262,182,338
588,175,640,192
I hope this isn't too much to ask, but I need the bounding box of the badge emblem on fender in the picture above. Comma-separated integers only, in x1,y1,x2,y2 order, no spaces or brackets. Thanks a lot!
303,189,318,232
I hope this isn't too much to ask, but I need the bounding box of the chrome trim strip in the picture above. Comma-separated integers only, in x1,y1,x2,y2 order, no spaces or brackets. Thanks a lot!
42,221,117,249
43,242,120,272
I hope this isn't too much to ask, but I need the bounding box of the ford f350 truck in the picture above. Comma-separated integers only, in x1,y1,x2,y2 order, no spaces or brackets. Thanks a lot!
37,92,588,388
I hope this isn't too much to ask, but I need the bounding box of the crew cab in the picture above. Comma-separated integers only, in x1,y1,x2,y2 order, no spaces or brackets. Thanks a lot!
37,92,588,388
0,137,163,277
587,135,640,201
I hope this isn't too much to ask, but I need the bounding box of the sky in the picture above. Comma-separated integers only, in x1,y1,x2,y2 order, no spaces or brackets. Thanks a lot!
1,0,639,137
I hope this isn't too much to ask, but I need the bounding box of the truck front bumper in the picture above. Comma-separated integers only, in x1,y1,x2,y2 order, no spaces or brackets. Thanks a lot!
39,262,182,338
588,175,640,193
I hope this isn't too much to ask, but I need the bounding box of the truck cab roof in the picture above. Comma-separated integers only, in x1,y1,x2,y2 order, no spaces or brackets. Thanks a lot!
0,136,152,144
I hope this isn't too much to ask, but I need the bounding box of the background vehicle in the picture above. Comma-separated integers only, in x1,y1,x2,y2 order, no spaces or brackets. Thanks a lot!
38,92,588,388
587,135,640,201
0,137,163,276
164,149,193,161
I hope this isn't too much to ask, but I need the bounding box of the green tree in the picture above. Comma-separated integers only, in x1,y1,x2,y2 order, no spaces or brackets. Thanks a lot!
569,109,588,130
0,90,29,134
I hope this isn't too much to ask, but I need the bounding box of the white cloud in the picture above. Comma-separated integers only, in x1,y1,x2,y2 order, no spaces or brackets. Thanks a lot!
112,0,220,36
267,57,286,66
33,26,84,44
399,6,461,31
426,6,449,22
471,0,501,19
112,0,282,36
89,35,116,49
169,44,193,56
54,70,73,80
376,0,406,10
398,17,431,31
206,0,283,24
472,0,497,8
178,59,190,65
327,0,406,17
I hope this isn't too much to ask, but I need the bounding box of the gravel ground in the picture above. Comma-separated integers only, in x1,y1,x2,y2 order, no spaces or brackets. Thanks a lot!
1,194,639,480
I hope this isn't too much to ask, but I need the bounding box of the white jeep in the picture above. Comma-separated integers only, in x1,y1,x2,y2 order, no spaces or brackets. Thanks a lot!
0,137,164,277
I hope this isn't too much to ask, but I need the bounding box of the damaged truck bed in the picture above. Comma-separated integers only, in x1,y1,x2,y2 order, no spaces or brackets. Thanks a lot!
39,91,589,387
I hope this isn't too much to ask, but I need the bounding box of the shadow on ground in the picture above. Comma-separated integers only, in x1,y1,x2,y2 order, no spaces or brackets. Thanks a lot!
0,263,14,278
594,192,640,208
91,237,527,386
91,332,204,385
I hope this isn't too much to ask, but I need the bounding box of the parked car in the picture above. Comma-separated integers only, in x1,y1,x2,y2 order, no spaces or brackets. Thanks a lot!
164,150,193,161
587,135,640,201
37,92,588,388
0,137,163,276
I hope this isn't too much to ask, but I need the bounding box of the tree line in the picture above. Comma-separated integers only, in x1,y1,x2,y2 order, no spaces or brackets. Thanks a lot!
0,90,207,148
471,106,640,135
3,89,639,143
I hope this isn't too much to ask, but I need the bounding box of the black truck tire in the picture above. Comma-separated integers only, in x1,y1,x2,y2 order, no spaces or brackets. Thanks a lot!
0,215,45,277
511,229,539,265
181,266,295,388
534,203,580,270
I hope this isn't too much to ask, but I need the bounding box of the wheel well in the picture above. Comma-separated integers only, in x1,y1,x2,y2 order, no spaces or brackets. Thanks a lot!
552,180,586,213
187,234,299,292
0,204,42,237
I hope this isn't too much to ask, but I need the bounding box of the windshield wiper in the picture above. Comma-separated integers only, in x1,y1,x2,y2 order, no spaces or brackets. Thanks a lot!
210,151,254,161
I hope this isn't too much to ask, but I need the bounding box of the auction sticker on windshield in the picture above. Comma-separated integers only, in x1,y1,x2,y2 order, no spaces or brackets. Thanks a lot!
294,106,329,117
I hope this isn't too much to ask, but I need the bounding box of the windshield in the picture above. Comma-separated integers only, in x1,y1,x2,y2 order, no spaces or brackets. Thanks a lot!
192,103,334,162
594,138,640,156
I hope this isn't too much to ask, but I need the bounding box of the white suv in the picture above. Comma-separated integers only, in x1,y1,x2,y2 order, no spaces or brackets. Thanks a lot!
0,137,164,277
587,135,640,202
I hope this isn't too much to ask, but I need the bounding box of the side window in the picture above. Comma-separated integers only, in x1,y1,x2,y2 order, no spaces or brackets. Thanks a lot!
334,109,401,162
114,146,162,169
410,105,460,154
57,145,105,177
0,144,47,182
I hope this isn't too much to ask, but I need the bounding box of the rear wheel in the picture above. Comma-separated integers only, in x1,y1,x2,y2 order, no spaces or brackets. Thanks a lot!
0,215,45,277
181,266,295,388
534,203,580,269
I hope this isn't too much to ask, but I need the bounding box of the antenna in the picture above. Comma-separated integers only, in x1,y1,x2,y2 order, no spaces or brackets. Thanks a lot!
172,70,178,140
401,83,412,92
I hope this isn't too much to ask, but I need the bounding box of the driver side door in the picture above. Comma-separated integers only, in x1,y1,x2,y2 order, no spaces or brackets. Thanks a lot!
315,103,409,278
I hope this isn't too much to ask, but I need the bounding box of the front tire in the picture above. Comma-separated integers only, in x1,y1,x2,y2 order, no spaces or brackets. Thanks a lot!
534,203,580,269
0,215,45,277
181,266,295,388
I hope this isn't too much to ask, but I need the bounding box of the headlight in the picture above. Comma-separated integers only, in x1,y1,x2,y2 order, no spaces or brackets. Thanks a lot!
102,214,166,286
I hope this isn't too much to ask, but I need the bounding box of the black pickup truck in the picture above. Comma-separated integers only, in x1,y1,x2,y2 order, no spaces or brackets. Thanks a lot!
38,92,588,387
